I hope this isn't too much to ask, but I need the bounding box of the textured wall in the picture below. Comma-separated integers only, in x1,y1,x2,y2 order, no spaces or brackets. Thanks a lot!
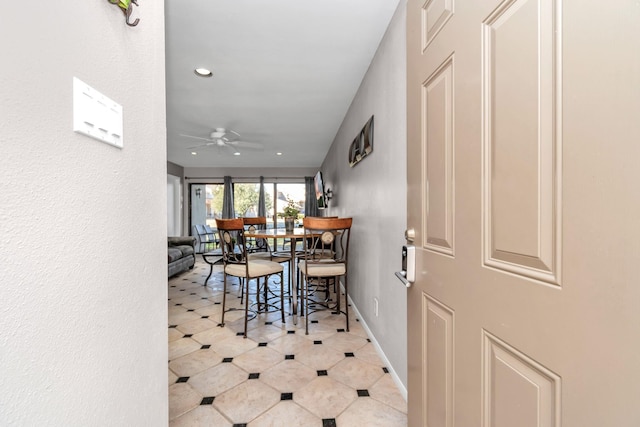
0,3,167,425
322,1,408,390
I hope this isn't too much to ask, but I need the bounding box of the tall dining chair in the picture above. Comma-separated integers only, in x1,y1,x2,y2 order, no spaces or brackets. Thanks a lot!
242,217,294,303
215,218,285,337
241,217,270,254
299,217,352,335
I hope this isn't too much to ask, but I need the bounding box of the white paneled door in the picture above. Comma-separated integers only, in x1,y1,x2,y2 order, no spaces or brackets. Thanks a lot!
406,0,640,425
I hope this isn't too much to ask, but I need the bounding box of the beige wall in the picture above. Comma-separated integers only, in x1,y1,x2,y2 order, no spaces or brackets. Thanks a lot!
322,1,408,392
0,3,168,425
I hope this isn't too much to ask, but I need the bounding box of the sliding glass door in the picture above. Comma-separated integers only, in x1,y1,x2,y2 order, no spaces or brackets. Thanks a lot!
189,180,305,235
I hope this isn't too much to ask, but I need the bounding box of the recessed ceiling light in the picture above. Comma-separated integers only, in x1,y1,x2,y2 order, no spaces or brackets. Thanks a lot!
234,152,241,156
194,68,213,77
276,152,283,156
191,152,197,155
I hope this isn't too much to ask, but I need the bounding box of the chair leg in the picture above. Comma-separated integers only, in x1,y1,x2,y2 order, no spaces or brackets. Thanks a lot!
204,262,214,287
220,273,227,326
280,271,285,323
263,276,268,311
335,276,340,314
344,275,349,332
304,274,309,335
243,277,250,338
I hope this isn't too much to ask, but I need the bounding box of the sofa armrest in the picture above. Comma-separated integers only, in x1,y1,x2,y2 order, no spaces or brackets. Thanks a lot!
168,236,196,248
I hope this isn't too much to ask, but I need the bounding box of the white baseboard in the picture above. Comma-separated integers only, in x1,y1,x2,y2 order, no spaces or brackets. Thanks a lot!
342,282,408,402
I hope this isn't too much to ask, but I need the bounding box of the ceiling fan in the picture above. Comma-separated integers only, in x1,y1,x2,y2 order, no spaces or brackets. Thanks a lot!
180,128,264,152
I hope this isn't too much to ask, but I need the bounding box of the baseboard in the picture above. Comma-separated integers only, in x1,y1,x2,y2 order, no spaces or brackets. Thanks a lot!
341,281,408,402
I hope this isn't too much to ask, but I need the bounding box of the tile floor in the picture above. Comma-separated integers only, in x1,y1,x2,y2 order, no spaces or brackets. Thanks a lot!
168,257,407,426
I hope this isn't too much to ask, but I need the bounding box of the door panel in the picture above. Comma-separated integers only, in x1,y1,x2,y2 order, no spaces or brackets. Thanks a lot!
482,331,560,427
425,295,454,427
424,55,455,255
481,0,561,284
407,0,640,425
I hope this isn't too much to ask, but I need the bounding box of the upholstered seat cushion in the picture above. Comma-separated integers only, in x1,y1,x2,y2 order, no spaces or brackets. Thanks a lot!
225,259,283,278
299,260,346,276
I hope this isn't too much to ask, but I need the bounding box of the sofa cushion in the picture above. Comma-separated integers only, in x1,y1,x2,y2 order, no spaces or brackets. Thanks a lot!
178,245,195,257
168,247,184,263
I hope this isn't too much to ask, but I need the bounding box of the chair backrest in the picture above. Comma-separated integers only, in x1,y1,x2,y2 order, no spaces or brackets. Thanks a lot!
194,224,206,237
242,216,267,228
242,217,268,252
203,224,217,243
215,218,247,264
302,217,352,264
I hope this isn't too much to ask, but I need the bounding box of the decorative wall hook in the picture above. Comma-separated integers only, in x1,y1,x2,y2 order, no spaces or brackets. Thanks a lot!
108,0,140,27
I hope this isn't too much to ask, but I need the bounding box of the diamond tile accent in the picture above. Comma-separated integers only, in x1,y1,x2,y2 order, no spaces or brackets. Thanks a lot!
200,396,215,405
357,389,370,397
176,376,189,383
285,354,294,360
222,357,233,363
317,370,328,376
281,392,293,400
248,372,260,379
323,419,337,427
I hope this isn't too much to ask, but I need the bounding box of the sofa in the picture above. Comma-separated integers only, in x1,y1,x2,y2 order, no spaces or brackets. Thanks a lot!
168,236,196,277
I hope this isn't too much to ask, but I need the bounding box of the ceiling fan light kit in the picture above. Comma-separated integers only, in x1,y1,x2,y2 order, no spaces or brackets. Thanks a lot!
180,128,264,153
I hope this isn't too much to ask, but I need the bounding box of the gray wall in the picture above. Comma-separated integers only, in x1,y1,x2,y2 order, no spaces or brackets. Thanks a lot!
322,1,407,390
0,3,168,425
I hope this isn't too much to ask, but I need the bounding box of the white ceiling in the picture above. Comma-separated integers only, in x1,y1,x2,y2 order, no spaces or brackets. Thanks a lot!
165,0,401,169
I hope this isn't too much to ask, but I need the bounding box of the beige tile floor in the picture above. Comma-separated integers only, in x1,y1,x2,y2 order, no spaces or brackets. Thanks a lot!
168,257,407,426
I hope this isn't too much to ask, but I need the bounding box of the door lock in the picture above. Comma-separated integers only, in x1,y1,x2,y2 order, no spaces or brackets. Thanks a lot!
395,245,415,288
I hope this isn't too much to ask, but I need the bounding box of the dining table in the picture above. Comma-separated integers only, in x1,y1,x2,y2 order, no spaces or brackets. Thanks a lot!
244,227,310,324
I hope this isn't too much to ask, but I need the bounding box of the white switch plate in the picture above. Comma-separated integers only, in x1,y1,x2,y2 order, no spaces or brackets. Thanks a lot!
73,77,123,148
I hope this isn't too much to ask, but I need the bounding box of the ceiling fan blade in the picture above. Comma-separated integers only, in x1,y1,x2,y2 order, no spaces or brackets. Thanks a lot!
186,142,217,149
227,140,264,149
179,133,214,142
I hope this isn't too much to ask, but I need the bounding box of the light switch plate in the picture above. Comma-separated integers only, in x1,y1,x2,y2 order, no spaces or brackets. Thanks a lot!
73,77,123,148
